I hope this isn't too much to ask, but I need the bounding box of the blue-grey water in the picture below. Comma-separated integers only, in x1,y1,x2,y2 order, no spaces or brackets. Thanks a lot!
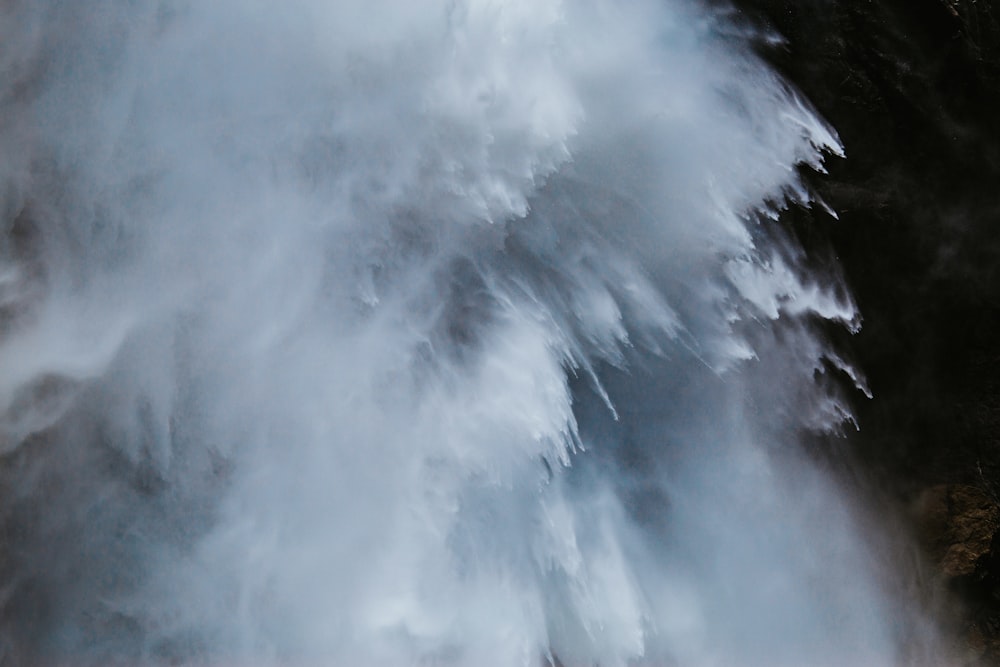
0,1,936,665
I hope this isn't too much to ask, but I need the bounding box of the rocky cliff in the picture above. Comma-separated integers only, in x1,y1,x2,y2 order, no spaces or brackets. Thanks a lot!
735,0,1000,660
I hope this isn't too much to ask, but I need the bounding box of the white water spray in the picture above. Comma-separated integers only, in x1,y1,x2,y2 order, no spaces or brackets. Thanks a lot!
0,1,929,665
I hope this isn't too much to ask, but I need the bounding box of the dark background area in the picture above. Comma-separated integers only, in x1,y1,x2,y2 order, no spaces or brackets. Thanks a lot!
731,0,1000,660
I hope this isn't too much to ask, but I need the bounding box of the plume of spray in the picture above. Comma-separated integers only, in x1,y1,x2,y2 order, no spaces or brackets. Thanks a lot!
0,0,937,665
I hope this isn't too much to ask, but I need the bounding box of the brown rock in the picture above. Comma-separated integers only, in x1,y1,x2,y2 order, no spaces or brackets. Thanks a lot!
915,484,998,576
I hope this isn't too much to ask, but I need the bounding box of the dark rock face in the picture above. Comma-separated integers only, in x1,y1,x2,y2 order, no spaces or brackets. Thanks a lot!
731,0,1000,658
916,484,1000,663
917,486,998,580
737,0,1000,488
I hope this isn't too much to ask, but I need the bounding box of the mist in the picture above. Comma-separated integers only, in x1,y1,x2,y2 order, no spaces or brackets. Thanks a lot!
0,1,932,665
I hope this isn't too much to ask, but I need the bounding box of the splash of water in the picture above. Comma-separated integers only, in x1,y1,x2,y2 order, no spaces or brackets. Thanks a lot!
0,1,928,665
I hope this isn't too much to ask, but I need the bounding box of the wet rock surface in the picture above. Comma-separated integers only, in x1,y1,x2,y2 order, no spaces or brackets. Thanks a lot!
917,486,998,579
915,485,1000,662
734,0,1000,659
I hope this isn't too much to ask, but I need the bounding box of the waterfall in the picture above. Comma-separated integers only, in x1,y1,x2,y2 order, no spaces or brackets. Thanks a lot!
0,1,930,664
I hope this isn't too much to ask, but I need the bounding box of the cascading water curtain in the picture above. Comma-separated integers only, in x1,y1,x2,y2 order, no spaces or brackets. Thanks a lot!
0,1,938,665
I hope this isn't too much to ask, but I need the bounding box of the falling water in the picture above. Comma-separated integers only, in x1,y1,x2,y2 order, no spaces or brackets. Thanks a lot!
0,1,933,665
